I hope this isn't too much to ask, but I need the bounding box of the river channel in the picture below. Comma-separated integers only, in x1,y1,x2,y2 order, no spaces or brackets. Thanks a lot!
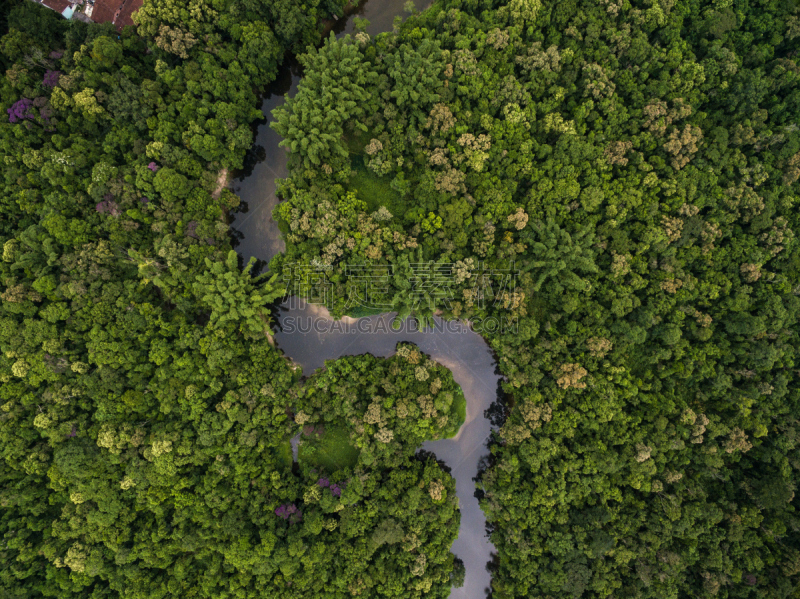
230,2,498,597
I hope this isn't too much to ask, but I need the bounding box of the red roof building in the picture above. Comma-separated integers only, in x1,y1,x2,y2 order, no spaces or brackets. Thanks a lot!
113,0,143,30
86,0,142,30
31,0,142,31
36,0,72,13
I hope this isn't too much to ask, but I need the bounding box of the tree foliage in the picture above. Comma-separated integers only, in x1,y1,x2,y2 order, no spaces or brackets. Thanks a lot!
273,0,800,596
0,1,460,597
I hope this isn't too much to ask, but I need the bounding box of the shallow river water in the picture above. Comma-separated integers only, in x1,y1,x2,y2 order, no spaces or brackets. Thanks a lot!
231,1,498,596
275,301,499,598
229,0,428,263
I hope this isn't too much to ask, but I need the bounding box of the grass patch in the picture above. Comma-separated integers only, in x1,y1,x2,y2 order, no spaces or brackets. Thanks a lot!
345,305,387,318
299,425,360,472
437,386,467,439
450,390,466,434
349,155,404,218
276,439,294,470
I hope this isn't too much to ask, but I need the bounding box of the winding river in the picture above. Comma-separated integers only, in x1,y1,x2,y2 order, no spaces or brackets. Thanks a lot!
229,0,428,264
231,2,498,597
276,301,499,598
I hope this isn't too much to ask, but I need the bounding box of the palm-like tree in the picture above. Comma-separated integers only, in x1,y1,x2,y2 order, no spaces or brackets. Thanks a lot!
519,219,598,294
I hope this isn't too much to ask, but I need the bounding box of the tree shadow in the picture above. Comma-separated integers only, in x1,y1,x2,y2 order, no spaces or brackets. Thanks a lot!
484,378,510,428
238,144,267,180
414,449,452,475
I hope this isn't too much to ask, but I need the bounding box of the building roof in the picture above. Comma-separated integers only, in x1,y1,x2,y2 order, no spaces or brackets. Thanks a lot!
31,0,142,30
88,0,142,31
38,0,72,13
113,0,142,30
86,0,115,26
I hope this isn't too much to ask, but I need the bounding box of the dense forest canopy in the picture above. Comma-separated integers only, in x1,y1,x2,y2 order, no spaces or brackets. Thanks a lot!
271,0,800,596
2,0,800,597
0,0,463,597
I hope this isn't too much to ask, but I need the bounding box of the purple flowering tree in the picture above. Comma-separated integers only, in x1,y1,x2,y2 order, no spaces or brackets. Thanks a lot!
31,97,52,124
43,70,61,88
274,503,303,524
147,162,159,172
317,478,344,497
7,98,33,123
96,199,121,217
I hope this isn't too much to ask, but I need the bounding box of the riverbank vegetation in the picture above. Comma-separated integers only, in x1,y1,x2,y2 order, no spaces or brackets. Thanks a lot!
272,0,800,596
0,0,464,596
296,345,467,468
290,345,465,596
4,0,800,595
